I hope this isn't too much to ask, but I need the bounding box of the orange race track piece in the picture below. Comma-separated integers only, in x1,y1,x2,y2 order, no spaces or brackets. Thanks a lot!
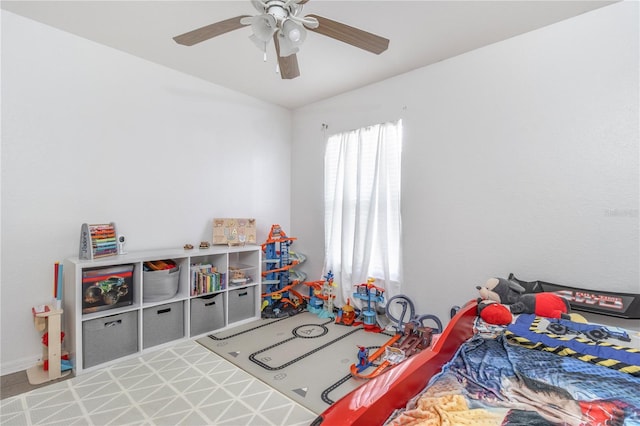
350,333,402,379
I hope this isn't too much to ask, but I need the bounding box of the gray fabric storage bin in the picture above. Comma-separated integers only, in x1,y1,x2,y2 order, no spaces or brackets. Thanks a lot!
228,287,256,324
143,266,180,302
83,311,138,368
190,293,225,336
143,301,184,349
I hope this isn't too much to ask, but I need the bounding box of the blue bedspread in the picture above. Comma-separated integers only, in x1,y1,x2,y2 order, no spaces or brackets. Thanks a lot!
506,314,640,376
388,330,640,425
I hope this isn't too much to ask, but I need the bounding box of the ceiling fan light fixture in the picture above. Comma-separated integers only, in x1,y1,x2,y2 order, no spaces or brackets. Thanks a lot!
277,34,299,57
251,14,277,42
282,19,305,43
288,27,301,42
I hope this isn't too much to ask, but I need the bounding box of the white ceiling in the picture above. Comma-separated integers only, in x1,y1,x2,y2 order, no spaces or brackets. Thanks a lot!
2,0,616,109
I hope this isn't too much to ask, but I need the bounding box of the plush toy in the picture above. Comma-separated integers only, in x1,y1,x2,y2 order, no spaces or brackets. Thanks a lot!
477,300,513,325
476,277,571,320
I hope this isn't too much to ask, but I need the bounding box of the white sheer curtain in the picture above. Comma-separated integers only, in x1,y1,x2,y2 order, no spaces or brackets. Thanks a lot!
323,119,403,308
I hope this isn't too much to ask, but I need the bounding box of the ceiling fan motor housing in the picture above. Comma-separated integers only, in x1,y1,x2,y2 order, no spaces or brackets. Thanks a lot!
266,3,290,24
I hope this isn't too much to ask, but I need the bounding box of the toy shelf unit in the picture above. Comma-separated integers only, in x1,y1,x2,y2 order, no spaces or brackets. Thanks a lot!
64,245,261,375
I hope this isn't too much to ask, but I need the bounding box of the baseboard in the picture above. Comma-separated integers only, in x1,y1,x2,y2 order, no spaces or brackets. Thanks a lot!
1,354,40,376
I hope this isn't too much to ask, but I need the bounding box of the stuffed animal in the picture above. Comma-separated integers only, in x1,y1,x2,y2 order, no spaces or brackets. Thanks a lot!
477,277,571,320
477,300,513,325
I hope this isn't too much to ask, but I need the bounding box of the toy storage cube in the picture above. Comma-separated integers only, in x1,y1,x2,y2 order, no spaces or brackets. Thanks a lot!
143,265,180,302
143,301,184,349
190,293,225,336
228,287,256,324
83,311,138,369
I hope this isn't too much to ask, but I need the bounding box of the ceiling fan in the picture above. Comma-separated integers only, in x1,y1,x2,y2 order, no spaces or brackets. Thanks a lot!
172,0,390,80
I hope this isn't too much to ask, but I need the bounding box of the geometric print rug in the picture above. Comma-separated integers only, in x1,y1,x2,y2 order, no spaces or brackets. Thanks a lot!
0,339,316,425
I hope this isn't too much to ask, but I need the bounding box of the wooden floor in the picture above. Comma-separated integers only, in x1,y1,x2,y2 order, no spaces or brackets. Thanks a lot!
0,370,73,400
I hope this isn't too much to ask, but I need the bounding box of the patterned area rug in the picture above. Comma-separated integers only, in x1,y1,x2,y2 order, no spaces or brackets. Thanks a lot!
197,311,395,415
0,340,316,426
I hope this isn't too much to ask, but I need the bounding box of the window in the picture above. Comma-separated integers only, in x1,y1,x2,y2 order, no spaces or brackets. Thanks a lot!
324,119,403,306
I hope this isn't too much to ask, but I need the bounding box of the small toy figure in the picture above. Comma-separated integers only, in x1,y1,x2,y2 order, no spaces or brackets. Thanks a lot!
356,346,371,373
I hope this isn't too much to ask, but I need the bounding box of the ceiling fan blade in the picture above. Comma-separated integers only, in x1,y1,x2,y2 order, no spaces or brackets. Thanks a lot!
273,35,300,79
173,15,251,46
305,14,389,54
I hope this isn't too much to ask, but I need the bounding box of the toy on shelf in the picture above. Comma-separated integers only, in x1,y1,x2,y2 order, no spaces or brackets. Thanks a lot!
79,222,119,260
261,225,307,318
82,265,134,314
144,259,177,271
352,278,386,332
229,267,249,285
213,218,256,246
349,294,443,380
305,271,337,319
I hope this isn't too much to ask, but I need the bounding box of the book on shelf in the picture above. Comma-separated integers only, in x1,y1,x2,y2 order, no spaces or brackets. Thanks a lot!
190,263,226,296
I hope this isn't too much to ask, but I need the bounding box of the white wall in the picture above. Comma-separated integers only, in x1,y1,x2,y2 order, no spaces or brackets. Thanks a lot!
291,1,639,325
1,11,292,374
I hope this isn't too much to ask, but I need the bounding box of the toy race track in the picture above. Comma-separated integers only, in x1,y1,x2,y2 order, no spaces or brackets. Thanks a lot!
261,225,310,318
350,333,401,379
196,312,395,414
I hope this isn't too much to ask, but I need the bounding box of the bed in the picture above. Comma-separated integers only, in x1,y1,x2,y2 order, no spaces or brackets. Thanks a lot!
313,286,640,426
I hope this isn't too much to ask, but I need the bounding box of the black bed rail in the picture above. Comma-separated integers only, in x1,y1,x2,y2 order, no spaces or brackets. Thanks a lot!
509,273,640,319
